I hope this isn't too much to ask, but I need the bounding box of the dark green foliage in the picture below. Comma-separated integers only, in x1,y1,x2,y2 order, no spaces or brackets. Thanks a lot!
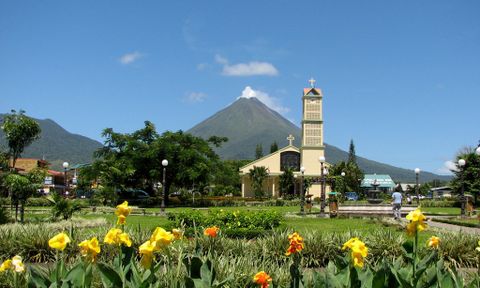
0,110,41,169
49,192,82,220
249,166,269,198
348,139,357,164
0,205,9,224
279,167,295,197
270,141,279,153
450,145,480,204
255,143,263,159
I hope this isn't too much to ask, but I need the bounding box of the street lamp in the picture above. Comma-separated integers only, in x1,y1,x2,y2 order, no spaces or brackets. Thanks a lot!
62,162,69,196
160,159,168,213
476,146,480,156
293,174,298,197
458,159,466,216
341,171,346,199
414,168,420,205
300,166,305,215
319,156,326,214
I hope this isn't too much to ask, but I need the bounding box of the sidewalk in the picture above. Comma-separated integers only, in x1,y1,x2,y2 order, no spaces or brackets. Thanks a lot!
385,217,480,235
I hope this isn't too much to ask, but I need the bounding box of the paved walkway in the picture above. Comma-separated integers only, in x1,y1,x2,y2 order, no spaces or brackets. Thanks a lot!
384,217,480,235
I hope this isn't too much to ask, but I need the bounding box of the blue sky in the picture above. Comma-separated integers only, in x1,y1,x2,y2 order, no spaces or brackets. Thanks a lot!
1,1,479,175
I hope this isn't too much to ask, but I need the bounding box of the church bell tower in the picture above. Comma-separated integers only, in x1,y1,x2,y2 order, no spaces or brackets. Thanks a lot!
300,78,325,174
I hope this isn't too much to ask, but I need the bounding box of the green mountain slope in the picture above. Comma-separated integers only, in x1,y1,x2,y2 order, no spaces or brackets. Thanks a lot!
0,114,102,170
188,98,451,183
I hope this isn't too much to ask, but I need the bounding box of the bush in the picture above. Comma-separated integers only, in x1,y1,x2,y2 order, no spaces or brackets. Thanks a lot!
167,209,283,232
0,206,9,224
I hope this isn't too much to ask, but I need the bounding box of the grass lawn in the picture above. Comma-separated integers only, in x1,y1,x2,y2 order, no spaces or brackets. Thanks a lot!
422,207,461,215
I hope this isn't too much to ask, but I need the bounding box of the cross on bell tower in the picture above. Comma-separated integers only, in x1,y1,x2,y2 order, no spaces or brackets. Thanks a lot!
308,77,316,88
287,134,295,146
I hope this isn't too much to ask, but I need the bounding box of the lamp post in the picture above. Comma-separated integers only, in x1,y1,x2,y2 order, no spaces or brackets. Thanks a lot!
62,162,69,196
293,174,298,197
341,171,346,200
414,168,420,205
300,166,305,215
458,159,466,217
160,159,168,213
319,156,326,214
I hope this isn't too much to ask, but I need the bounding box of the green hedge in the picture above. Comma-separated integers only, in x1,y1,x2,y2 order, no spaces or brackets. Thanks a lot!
420,199,460,208
167,209,283,232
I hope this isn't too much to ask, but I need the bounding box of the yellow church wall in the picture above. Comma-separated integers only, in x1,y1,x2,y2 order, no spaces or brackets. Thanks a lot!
239,146,299,175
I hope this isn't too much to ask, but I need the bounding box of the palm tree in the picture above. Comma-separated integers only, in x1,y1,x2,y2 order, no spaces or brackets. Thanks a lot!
249,166,269,198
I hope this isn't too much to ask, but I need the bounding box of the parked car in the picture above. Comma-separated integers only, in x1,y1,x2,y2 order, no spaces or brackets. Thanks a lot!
345,192,359,201
117,189,150,205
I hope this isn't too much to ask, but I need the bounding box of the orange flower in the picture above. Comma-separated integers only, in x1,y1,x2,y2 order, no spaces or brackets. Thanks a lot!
172,228,183,240
427,236,440,249
117,215,126,225
285,232,304,256
253,271,272,288
204,226,220,238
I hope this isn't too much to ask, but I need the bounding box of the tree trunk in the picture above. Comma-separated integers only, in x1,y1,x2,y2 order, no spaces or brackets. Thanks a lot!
20,201,25,223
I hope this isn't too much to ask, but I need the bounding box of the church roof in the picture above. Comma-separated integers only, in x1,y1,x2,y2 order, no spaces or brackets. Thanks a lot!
239,144,299,174
303,88,322,96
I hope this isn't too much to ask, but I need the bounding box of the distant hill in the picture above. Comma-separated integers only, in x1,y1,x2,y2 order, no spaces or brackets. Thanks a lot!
188,98,451,183
0,114,102,170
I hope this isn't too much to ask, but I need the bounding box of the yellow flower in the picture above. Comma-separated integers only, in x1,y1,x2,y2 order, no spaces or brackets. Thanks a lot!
342,237,360,251
352,252,365,268
150,227,174,249
115,201,132,217
139,240,156,269
405,208,428,236
104,228,122,245
48,232,71,251
11,256,25,273
406,208,426,222
78,237,101,262
119,233,132,247
426,236,440,249
0,259,12,272
342,237,368,268
117,215,127,225
285,232,304,256
253,271,272,288
476,240,480,253
172,228,183,240
104,228,132,247
204,226,220,238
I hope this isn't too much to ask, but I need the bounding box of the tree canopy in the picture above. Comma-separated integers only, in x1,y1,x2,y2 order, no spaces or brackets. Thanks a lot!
1,110,41,169
83,122,227,202
449,145,480,204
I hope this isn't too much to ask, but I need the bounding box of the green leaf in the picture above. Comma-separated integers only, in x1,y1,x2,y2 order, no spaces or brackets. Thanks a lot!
28,265,51,288
63,262,85,287
97,262,123,288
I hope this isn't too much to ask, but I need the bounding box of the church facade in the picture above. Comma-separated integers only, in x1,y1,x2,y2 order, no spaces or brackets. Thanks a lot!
239,79,331,199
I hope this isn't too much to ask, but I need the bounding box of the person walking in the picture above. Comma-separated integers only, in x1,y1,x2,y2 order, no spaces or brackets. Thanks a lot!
391,191,403,220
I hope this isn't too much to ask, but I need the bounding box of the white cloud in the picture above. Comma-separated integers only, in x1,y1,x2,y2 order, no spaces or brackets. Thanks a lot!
238,86,289,114
184,92,207,103
436,160,457,175
215,54,278,77
197,63,208,71
119,51,143,65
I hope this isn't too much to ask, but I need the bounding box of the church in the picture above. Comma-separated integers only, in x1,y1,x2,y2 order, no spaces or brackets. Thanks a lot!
239,79,331,199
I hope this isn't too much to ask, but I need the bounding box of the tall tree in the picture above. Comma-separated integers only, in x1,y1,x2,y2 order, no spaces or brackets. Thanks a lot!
279,167,294,197
255,144,263,159
270,141,279,153
249,166,268,198
348,139,357,164
450,145,480,205
1,110,41,169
